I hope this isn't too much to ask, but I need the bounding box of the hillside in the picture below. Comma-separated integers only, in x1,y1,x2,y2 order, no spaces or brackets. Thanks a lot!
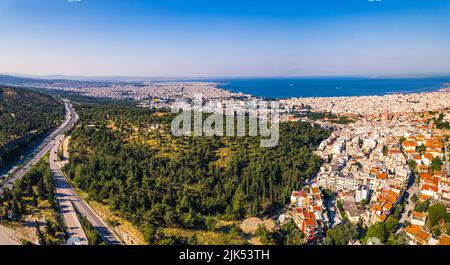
0,86,64,169
65,103,331,244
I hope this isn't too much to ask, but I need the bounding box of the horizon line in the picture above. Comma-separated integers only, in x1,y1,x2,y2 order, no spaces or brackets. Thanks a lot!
1,72,450,82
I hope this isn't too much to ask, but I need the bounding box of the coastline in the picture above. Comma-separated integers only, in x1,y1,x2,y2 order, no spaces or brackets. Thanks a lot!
211,77,450,100
438,83,450,92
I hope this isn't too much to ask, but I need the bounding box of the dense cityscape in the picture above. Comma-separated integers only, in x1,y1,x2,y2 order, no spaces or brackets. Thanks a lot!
1,0,450,263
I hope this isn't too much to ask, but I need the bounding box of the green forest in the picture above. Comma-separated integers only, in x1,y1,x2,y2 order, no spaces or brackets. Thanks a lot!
0,86,64,169
0,156,65,245
64,103,330,241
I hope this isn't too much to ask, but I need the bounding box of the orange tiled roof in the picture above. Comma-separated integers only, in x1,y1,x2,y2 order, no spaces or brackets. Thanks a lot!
377,214,387,222
415,230,431,243
313,205,322,212
439,234,450,245
370,167,380,174
421,184,438,193
419,194,431,201
377,173,388,180
383,202,393,212
417,165,430,172
413,154,421,160
420,173,432,181
305,218,316,227
370,204,382,212
405,225,421,236
424,153,433,160
403,140,417,147
389,148,401,154
425,140,443,149
412,211,427,220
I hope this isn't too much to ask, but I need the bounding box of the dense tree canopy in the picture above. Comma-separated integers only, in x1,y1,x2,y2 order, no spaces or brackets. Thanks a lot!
324,221,358,245
427,204,447,228
0,86,63,169
65,104,331,232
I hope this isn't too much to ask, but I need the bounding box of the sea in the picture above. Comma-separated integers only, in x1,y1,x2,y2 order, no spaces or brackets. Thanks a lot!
199,76,450,99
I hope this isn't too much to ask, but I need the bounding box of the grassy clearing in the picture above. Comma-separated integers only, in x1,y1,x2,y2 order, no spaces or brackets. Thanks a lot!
214,147,231,168
161,227,247,245
88,201,145,245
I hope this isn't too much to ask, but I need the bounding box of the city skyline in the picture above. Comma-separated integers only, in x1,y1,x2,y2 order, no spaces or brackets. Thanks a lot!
0,0,449,77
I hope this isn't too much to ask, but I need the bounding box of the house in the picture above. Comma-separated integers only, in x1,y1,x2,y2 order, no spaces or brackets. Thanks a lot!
402,140,417,151
343,200,363,224
405,225,421,241
419,173,439,199
291,186,328,242
417,165,430,174
290,190,309,206
367,187,400,225
355,186,370,203
411,211,427,227
404,224,433,245
293,207,324,242
414,230,432,245
422,152,433,166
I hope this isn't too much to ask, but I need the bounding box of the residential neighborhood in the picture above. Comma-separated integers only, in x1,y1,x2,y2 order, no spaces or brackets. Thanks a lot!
282,92,450,245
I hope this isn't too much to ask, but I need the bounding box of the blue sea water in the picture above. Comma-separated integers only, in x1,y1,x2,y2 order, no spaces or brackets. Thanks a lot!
201,76,450,99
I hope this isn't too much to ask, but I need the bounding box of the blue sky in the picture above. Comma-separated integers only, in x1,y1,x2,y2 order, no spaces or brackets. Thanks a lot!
0,0,449,77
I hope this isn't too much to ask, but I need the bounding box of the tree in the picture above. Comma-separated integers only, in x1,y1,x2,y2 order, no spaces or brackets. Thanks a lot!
395,231,409,245
278,221,304,245
416,145,427,155
431,157,443,172
385,216,399,234
411,193,419,203
427,204,446,228
205,216,216,231
322,188,333,201
35,221,46,245
57,149,64,161
399,137,406,145
325,221,358,245
63,104,331,232
358,139,364,149
382,145,389,156
408,160,417,170
365,222,387,243
255,224,275,245
142,223,157,245
45,220,56,237
414,200,430,213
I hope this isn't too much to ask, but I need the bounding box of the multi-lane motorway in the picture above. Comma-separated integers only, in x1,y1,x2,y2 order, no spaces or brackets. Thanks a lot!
0,99,75,245
1,99,121,245
49,102,88,245
49,101,122,245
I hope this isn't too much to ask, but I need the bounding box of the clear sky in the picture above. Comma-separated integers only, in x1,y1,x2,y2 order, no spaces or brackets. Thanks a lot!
0,0,449,77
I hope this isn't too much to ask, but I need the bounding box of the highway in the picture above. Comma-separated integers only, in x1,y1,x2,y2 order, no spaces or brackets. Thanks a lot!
50,134,88,245
49,102,122,245
0,99,76,245
1,99,121,245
